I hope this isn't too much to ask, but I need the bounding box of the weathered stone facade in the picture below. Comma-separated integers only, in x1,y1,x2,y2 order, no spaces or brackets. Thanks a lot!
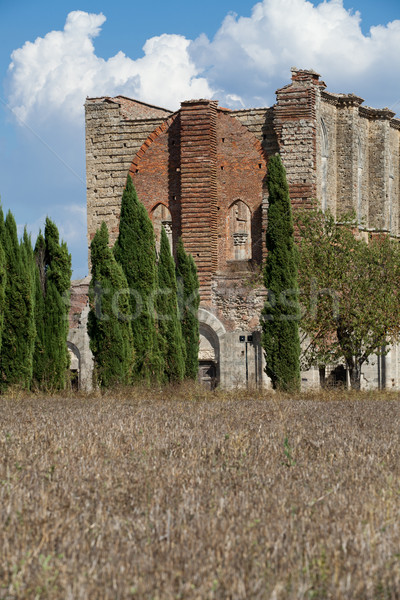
78,67,400,390
67,276,93,391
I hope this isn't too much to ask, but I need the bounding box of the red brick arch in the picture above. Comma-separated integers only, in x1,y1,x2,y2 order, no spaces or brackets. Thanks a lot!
129,114,178,176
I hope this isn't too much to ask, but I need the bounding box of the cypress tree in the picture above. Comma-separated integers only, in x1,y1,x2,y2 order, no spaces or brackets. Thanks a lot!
88,222,135,387
20,228,37,386
176,237,200,379
113,176,164,382
45,218,71,389
261,154,301,392
32,218,72,390
32,232,46,385
157,227,185,382
0,212,36,390
0,208,6,356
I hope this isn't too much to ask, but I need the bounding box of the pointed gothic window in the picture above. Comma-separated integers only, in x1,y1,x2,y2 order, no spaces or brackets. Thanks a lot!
151,203,173,253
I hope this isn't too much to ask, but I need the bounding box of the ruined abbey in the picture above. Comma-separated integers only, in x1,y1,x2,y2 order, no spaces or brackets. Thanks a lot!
68,67,400,390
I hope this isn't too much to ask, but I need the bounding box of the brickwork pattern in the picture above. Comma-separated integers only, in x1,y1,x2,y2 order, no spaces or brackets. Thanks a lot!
216,111,268,269
179,100,219,304
128,102,268,306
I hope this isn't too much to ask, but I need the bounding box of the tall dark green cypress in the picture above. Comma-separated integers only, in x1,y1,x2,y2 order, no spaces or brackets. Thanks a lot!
176,237,200,379
113,176,164,382
157,227,185,382
32,232,46,385
0,207,6,357
261,154,301,392
44,219,71,389
88,222,135,387
0,242,5,355
33,218,72,390
20,228,37,387
0,212,36,390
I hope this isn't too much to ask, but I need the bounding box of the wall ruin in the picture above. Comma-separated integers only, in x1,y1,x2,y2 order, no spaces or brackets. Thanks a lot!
80,68,400,390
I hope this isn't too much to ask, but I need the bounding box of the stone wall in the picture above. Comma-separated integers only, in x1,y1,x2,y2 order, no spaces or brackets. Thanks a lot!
319,98,338,215
85,97,172,252
67,277,93,391
318,90,400,236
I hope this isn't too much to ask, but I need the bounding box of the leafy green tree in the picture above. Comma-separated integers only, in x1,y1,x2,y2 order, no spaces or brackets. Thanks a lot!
33,218,72,390
176,237,200,379
296,208,400,389
157,227,185,382
0,212,36,390
88,222,135,387
113,176,164,382
261,154,301,392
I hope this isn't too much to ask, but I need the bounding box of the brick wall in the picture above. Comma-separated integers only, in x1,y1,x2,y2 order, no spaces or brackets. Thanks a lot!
128,101,268,308
216,110,267,267
179,100,219,304
129,114,181,253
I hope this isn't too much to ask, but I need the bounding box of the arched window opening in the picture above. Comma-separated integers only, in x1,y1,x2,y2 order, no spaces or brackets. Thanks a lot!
228,200,252,261
320,119,329,212
151,204,172,253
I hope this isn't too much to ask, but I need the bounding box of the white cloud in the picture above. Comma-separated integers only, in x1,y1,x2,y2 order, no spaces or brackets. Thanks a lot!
6,1,400,279
189,0,400,110
7,3,400,124
7,10,213,123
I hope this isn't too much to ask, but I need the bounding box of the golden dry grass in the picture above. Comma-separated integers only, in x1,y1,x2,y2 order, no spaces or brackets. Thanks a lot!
0,385,399,599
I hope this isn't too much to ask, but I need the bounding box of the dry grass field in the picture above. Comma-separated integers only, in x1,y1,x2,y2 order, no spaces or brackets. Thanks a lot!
0,385,399,599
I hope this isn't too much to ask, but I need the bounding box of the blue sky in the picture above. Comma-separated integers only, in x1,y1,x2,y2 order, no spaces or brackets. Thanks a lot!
1,0,400,279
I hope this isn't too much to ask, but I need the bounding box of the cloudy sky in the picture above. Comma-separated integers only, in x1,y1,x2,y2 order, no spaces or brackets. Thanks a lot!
1,0,400,278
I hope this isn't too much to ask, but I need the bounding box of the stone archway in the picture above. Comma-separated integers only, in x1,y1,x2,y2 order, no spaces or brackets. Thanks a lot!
197,308,226,389
67,341,81,390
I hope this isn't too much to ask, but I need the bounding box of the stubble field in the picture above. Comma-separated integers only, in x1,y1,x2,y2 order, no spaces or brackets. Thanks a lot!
0,386,399,599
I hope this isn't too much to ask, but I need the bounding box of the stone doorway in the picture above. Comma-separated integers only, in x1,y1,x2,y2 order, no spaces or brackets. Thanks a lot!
198,322,220,389
198,361,217,390
70,370,79,391
67,342,80,390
